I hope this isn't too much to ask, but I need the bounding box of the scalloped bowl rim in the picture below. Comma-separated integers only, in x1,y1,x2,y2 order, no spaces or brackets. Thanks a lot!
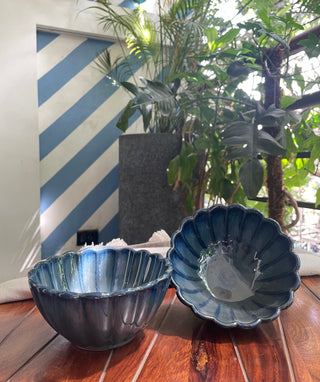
28,247,172,300
168,204,301,328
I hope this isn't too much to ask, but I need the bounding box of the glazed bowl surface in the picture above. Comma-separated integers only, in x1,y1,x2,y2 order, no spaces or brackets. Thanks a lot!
28,247,172,350
168,204,300,328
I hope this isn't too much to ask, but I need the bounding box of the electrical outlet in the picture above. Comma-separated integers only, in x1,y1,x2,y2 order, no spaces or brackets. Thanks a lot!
77,230,99,246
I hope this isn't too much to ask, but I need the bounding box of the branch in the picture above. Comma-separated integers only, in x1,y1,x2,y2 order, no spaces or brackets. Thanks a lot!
284,188,300,230
289,24,320,56
286,91,320,110
228,181,241,205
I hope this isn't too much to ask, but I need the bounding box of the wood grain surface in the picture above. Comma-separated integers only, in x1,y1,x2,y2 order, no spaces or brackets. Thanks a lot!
0,277,319,382
280,283,320,382
231,319,293,382
0,307,57,381
0,300,35,343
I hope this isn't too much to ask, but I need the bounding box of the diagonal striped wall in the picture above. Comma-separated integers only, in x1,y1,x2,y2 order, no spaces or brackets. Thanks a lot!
37,29,144,259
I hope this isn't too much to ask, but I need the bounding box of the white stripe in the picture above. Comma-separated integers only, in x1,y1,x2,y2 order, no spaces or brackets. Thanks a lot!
38,43,123,134
131,333,159,382
54,189,119,254
37,33,86,79
111,0,124,6
40,140,119,242
98,350,114,382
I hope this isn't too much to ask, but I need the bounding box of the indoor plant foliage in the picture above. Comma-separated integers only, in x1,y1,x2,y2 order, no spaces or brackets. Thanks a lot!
91,0,320,227
91,0,255,214
219,2,320,229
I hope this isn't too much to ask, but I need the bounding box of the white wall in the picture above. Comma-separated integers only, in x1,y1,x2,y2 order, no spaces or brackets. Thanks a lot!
0,0,119,283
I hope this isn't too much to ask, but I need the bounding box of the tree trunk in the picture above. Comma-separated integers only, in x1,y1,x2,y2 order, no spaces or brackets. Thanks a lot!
263,46,286,230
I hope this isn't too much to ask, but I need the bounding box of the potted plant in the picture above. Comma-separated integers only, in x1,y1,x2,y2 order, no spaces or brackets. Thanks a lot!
90,0,320,238
90,0,249,211
89,0,249,242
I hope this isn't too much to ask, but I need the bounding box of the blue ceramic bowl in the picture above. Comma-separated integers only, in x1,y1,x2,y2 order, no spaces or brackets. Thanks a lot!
28,247,172,350
168,204,300,328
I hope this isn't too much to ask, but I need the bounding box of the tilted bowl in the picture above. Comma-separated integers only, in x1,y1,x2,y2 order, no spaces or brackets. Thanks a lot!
28,247,172,350
168,204,300,328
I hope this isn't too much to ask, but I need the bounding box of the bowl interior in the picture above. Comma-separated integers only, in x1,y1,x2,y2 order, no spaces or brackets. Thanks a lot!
31,248,168,295
198,240,257,302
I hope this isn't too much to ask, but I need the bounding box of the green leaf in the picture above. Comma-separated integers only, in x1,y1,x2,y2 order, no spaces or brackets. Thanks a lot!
224,147,250,160
167,155,180,185
222,121,251,140
261,104,286,119
221,179,235,201
284,171,309,187
116,100,136,132
239,158,264,198
184,193,195,215
222,116,285,160
316,188,320,208
257,9,270,28
216,29,240,45
284,128,298,156
142,79,177,116
276,4,292,16
121,81,140,96
210,65,229,81
256,130,286,156
294,158,304,170
294,65,305,93
298,32,319,49
205,27,218,51
281,96,301,109
194,137,211,151
221,108,235,121
311,140,320,163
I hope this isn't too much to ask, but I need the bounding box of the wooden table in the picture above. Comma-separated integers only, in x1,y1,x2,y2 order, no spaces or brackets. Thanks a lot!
1,276,320,382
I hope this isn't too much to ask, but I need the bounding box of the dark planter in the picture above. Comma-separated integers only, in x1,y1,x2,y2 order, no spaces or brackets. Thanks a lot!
119,133,184,244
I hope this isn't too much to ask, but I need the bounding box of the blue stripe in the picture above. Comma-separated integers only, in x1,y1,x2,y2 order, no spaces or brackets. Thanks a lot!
40,110,139,214
39,56,143,160
37,31,59,52
38,39,113,106
99,214,119,244
41,166,119,258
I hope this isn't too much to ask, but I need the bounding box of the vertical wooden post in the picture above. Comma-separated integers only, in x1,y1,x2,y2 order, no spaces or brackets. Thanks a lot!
263,46,286,229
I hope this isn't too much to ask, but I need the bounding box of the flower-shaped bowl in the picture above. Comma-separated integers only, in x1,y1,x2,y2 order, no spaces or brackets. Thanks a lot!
168,204,300,328
28,247,172,350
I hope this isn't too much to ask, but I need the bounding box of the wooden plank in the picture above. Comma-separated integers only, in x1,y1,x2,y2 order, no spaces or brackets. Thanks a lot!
10,335,112,382
281,283,320,382
103,287,177,382
0,307,57,381
10,288,176,382
0,300,35,343
135,297,245,382
302,276,320,299
231,319,294,382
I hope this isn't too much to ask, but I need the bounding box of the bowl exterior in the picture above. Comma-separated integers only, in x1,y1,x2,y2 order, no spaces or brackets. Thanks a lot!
29,248,171,350
168,204,301,328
